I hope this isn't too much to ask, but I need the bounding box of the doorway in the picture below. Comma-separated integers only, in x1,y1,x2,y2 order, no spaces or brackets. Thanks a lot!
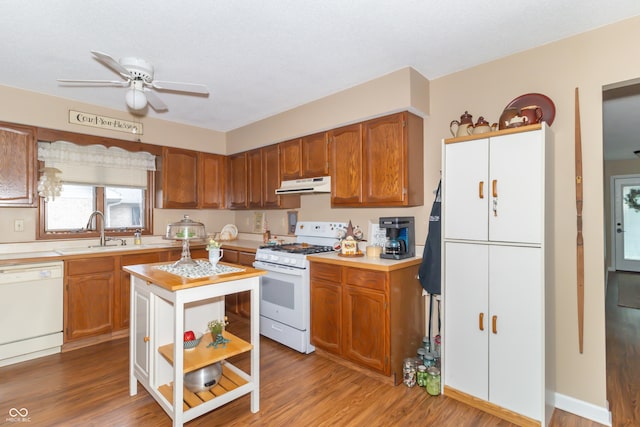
603,80,640,425
612,175,640,272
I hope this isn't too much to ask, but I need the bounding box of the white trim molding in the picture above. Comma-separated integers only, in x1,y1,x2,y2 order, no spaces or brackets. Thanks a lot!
554,392,612,426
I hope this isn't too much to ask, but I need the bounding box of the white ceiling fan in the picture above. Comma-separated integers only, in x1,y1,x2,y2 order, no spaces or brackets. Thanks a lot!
58,51,210,112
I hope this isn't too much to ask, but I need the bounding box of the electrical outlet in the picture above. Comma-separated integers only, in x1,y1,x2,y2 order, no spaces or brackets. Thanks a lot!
14,219,24,232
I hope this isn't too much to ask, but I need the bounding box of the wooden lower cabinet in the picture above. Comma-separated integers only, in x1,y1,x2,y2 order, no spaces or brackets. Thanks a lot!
117,252,164,331
310,260,423,383
221,248,256,318
64,256,115,341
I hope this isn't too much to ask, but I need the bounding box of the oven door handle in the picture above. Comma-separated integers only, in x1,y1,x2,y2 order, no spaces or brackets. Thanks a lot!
253,261,306,276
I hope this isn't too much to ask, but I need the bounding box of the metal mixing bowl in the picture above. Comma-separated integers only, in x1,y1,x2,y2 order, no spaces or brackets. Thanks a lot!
184,362,222,393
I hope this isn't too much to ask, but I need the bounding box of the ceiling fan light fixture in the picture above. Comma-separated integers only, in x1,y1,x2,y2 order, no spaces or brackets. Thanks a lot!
125,88,147,110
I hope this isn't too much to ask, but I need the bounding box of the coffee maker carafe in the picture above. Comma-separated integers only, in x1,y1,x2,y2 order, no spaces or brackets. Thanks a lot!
379,216,415,260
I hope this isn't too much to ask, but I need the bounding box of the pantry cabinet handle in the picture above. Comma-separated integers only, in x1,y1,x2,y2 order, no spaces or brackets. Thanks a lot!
492,315,498,334
479,313,484,331
479,181,484,199
492,179,498,198
144,336,150,342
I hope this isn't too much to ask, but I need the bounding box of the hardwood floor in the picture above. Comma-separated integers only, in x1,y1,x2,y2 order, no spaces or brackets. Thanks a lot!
605,271,640,426
0,282,636,427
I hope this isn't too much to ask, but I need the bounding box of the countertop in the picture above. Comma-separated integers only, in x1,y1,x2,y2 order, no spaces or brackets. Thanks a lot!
307,252,422,272
123,261,266,291
0,239,263,266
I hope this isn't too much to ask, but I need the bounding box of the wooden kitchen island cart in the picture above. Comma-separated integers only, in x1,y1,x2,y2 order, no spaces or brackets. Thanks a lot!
124,261,265,427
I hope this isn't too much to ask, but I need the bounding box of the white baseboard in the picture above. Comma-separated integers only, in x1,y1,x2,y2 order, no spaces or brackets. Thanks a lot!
554,392,612,426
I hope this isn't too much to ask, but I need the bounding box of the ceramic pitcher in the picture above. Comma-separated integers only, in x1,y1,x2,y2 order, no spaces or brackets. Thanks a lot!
209,248,224,267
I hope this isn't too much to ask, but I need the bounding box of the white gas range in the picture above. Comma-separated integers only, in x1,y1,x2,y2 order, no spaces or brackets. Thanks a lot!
253,221,347,353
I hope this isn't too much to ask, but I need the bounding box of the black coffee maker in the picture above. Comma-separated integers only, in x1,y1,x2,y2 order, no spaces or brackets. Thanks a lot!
379,216,415,260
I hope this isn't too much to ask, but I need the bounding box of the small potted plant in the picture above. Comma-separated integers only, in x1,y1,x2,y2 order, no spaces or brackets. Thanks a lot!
207,317,230,348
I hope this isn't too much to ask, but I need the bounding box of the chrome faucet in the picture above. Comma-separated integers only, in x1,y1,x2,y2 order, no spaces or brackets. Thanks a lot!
86,210,106,246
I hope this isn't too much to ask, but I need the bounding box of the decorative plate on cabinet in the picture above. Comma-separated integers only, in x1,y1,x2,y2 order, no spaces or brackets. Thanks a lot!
504,93,556,126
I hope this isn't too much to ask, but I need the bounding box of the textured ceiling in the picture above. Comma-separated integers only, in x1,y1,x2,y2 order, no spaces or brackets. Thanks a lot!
2,0,640,141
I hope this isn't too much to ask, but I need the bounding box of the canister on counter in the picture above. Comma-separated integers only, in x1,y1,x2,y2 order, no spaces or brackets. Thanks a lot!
426,367,441,396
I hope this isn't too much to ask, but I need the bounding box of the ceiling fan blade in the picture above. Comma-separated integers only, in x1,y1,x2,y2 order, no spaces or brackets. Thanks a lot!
144,89,168,111
151,80,209,95
57,79,130,87
91,50,132,79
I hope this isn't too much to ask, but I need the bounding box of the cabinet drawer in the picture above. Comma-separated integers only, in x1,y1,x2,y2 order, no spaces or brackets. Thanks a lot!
121,252,163,266
238,252,256,266
345,268,386,291
311,262,342,282
221,249,239,264
66,256,115,276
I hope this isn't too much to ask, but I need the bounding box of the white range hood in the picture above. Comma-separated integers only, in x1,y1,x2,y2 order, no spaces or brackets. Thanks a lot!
275,176,331,194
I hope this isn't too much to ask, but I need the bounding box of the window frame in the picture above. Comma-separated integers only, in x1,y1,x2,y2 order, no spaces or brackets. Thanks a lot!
37,168,154,241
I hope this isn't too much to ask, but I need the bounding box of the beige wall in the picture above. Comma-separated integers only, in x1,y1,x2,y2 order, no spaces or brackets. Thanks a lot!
0,85,226,153
2,14,640,413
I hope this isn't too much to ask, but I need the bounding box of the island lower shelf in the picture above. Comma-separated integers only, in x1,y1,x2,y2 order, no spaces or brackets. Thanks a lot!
158,363,249,410
158,331,252,373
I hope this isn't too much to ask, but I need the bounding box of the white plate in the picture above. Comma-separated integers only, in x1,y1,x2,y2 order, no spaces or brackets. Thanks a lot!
221,224,238,240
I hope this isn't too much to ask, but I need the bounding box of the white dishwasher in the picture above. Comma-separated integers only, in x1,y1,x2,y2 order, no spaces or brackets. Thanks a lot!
0,261,64,367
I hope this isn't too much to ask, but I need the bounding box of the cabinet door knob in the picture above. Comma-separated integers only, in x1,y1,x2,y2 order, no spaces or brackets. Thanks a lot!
479,312,484,331
143,336,150,342
492,315,498,334
479,181,484,199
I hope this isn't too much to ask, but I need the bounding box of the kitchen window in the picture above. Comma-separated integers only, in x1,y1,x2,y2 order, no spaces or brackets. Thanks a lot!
36,141,155,240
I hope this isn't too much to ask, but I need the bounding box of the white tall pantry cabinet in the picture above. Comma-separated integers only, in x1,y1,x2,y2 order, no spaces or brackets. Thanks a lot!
442,124,554,427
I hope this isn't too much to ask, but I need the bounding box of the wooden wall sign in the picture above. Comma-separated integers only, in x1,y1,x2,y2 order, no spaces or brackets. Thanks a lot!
69,110,143,135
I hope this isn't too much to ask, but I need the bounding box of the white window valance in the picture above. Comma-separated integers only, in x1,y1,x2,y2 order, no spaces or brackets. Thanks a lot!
37,141,156,188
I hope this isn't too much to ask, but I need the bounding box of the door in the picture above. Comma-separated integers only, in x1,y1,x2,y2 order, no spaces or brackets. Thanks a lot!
247,148,263,209
343,285,387,373
329,123,362,206
227,153,248,209
443,242,489,399
362,113,406,205
443,138,489,241
198,152,225,209
488,245,542,420
256,263,307,330
489,130,543,244
133,282,151,382
614,176,640,271
301,132,329,178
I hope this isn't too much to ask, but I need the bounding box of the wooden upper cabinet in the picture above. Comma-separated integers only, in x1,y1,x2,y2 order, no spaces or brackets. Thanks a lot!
362,112,424,207
279,138,303,180
0,123,37,207
280,133,329,180
329,123,363,206
227,152,248,209
262,144,281,208
330,112,423,207
159,147,198,208
301,132,329,178
247,148,263,209
198,152,225,209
